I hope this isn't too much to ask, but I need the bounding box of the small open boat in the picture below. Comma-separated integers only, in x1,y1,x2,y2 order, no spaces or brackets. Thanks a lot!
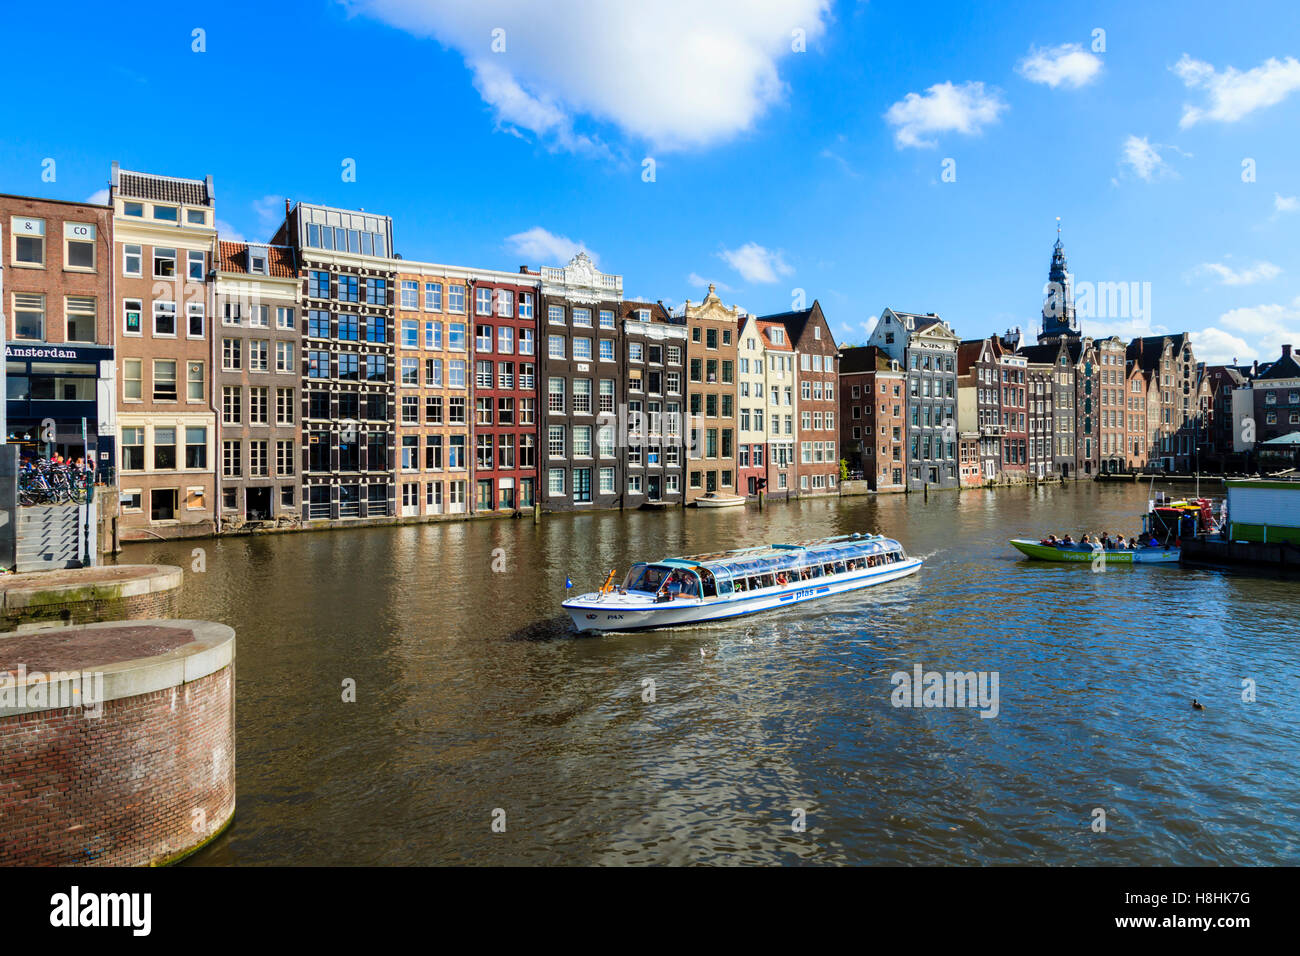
693,492,746,508
564,532,922,632
1009,539,1180,564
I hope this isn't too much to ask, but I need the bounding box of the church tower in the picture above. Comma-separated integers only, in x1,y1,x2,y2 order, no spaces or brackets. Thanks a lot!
1040,220,1079,342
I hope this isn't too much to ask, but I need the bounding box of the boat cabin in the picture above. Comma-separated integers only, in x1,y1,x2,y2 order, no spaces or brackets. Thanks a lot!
620,535,905,602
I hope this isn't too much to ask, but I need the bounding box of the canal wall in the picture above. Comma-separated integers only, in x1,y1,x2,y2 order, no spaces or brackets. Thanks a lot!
0,619,236,866
0,565,182,631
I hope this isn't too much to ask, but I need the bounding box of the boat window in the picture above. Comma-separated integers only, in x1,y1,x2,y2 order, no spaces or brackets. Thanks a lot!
748,577,761,591
622,563,648,589
760,573,775,589
833,560,847,574
699,568,717,598
627,564,672,593
715,569,733,595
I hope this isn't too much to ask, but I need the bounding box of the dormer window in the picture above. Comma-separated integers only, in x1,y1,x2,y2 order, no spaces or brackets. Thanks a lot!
768,327,785,345
636,309,650,322
249,251,267,275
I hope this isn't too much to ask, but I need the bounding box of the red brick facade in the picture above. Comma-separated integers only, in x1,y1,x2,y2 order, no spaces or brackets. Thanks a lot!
0,665,234,865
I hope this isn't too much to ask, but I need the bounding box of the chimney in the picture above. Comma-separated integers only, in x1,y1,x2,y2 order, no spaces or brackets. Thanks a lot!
1284,344,1293,359
1253,360,1259,376
285,198,291,216
110,161,120,187
205,174,215,201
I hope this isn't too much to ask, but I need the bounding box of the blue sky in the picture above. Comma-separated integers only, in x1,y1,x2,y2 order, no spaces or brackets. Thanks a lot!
3,0,1297,363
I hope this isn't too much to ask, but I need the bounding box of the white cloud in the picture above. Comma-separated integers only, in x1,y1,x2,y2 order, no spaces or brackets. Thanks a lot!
1017,43,1103,89
883,80,1007,148
214,220,246,242
1275,193,1299,214
718,242,793,284
1189,326,1253,365
1195,260,1282,286
1193,298,1300,363
349,0,832,153
251,195,288,233
1173,54,1300,127
505,226,597,265
85,188,110,205
687,272,733,292
1119,135,1174,182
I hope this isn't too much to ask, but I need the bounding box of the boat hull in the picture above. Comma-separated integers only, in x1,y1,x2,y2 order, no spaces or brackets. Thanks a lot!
1009,539,1180,564
564,558,922,633
693,496,746,509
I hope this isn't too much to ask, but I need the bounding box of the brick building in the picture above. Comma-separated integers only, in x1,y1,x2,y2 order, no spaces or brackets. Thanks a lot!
867,308,960,490
1025,359,1054,478
392,264,473,517
213,241,300,525
538,253,624,511
768,302,839,494
467,271,541,513
1094,336,1127,473
110,165,218,538
1,193,115,468
684,285,741,501
840,345,905,492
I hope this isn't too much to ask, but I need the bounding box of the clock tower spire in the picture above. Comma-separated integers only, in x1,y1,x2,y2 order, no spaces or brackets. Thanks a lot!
1040,218,1080,342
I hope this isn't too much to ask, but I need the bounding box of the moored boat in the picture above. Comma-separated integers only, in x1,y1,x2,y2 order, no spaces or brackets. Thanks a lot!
1009,538,1180,563
564,533,922,633
693,492,746,508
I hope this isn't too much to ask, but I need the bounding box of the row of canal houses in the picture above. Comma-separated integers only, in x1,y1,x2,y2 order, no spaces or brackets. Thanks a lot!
2,166,842,540
5,167,1296,541
839,233,1300,491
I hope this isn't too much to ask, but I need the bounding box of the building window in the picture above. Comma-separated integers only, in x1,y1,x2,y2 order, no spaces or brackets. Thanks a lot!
153,246,176,278
223,440,242,478
62,222,96,270
187,361,205,402
123,359,142,401
153,360,177,401
10,217,45,265
153,300,177,336
121,427,144,470
425,283,442,311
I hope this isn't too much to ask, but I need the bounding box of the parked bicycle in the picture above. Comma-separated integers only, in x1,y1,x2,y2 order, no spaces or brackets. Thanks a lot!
17,458,94,506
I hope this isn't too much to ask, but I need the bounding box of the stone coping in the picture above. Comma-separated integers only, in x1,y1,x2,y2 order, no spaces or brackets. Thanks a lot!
0,619,234,717
0,565,183,611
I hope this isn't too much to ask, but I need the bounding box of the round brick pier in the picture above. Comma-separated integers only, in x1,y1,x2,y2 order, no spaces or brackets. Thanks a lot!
0,619,235,866
0,564,183,631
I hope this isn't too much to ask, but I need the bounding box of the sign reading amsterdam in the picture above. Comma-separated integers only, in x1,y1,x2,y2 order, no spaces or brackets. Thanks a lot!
4,344,110,362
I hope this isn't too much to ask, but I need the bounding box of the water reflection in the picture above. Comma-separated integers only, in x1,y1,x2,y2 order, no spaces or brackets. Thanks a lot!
115,482,1300,865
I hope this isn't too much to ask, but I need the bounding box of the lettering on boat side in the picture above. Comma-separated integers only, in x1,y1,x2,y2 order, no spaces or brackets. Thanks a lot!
890,664,1000,719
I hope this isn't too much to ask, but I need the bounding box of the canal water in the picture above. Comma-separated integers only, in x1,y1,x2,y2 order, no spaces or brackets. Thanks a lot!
119,481,1299,865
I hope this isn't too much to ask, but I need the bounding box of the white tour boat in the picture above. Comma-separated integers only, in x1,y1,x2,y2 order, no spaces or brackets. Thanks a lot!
563,532,922,633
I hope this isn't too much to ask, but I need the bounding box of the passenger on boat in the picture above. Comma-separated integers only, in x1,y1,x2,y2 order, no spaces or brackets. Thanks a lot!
1062,533,1074,545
